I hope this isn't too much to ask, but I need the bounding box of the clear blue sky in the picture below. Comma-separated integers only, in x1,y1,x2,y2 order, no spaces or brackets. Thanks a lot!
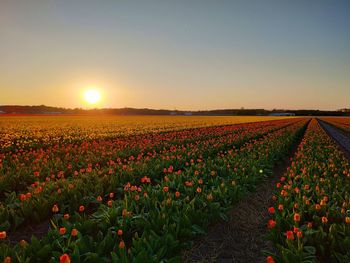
1,0,349,110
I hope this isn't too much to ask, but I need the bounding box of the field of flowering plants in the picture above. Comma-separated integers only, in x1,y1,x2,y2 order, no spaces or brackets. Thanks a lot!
0,115,310,263
267,119,350,262
0,116,288,152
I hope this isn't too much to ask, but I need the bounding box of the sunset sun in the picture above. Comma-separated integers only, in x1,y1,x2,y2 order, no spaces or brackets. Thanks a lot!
84,89,101,105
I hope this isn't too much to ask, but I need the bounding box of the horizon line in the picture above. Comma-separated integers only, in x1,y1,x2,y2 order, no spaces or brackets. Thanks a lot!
0,104,348,112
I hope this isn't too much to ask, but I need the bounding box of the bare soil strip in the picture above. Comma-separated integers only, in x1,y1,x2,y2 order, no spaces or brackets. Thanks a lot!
183,129,306,263
8,220,50,245
318,119,350,161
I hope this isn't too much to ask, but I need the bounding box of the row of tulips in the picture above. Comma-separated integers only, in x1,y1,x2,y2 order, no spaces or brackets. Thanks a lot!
0,116,233,152
0,119,301,231
0,119,309,262
0,119,296,198
0,116,286,152
267,119,350,262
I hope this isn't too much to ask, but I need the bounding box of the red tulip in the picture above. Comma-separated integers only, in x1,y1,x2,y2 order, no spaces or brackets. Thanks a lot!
60,254,70,263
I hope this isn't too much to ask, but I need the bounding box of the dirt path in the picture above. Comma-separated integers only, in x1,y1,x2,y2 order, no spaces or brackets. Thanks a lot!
8,220,50,245
183,134,304,263
318,119,350,161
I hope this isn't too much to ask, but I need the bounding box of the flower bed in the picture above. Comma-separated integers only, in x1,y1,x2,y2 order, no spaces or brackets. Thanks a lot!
267,119,350,262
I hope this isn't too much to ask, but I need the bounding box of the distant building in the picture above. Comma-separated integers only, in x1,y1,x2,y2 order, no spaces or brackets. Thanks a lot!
269,112,295,116
0,110,5,114
184,112,193,116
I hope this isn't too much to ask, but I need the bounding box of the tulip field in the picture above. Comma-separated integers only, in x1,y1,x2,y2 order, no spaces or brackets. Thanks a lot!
267,119,350,262
0,116,350,262
0,116,286,152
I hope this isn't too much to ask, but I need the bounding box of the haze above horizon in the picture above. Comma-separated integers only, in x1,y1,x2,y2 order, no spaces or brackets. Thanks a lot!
1,0,349,110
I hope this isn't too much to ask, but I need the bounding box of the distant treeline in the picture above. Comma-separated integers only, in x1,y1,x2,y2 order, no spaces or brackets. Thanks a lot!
0,105,349,116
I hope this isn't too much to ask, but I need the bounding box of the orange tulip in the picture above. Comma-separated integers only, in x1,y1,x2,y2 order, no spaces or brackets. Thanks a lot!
71,228,78,237
286,230,294,240
0,231,7,239
122,209,128,217
322,217,328,224
297,231,303,239
293,213,300,222
60,254,70,263
268,207,275,214
267,219,276,229
79,205,85,212
20,194,27,202
119,240,125,249
59,227,66,235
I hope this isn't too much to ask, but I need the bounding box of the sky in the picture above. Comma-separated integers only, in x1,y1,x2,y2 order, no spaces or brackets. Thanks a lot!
0,0,349,110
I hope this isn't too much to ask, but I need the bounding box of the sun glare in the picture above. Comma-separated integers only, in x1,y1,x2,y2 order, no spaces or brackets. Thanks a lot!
84,89,101,105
